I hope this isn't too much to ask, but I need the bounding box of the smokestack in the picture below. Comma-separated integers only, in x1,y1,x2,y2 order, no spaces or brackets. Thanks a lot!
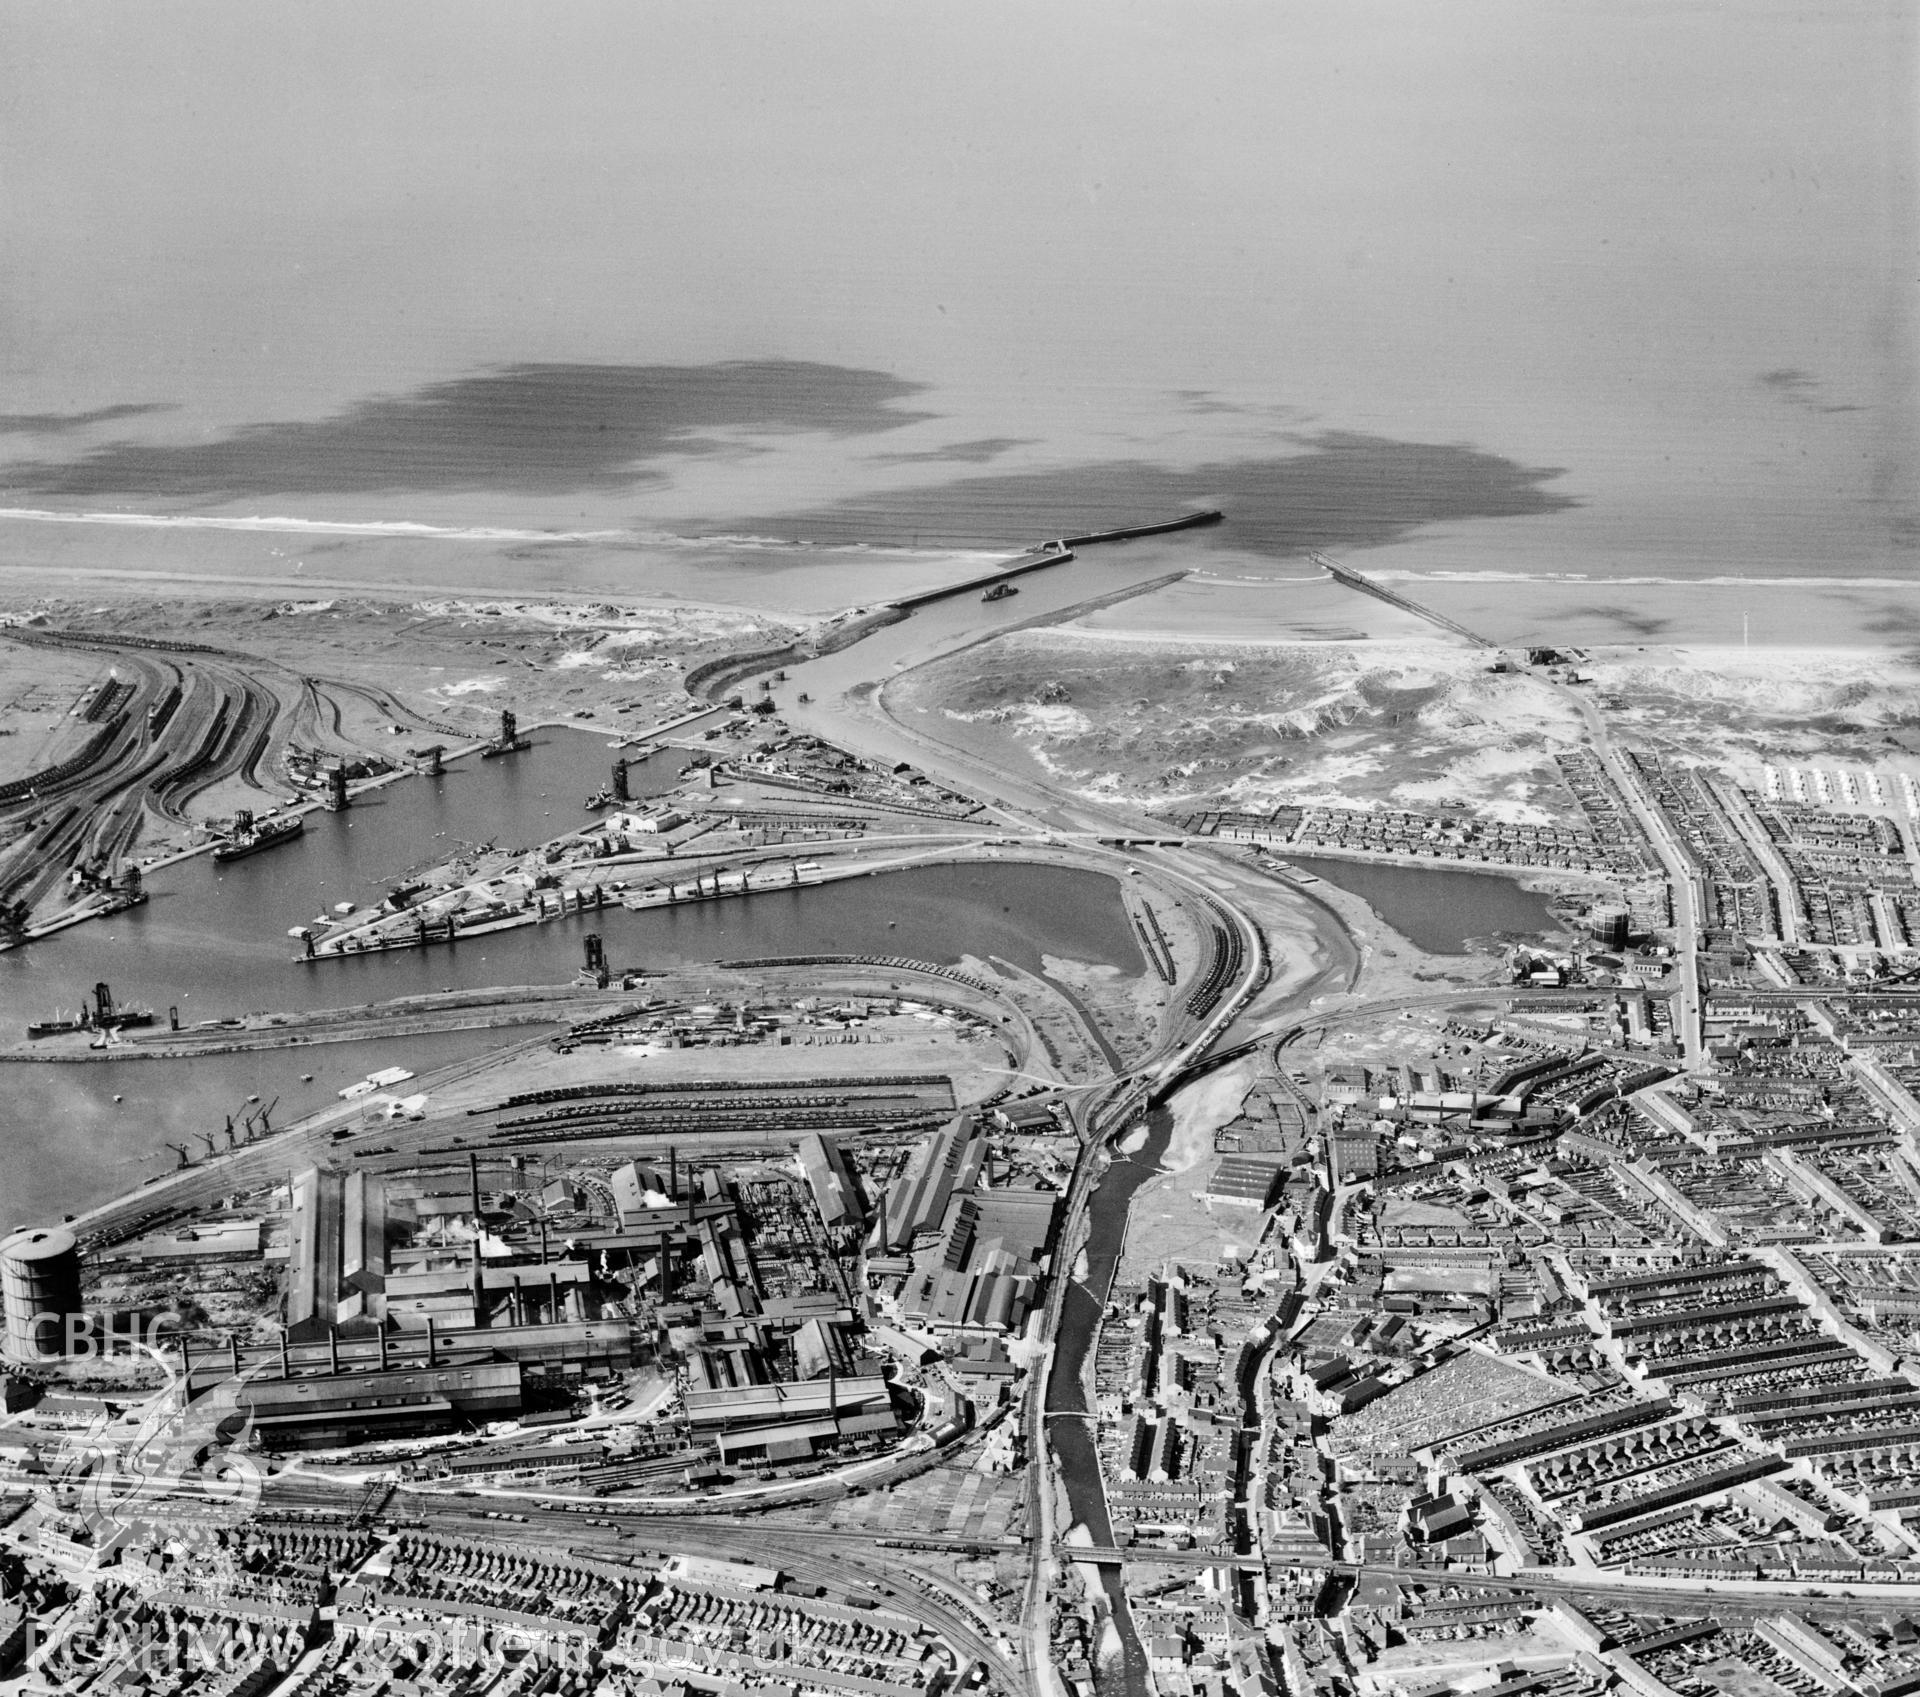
328,1326,340,1374
549,1267,562,1323
378,1326,388,1370
426,1316,437,1368
471,1240,487,1328
669,1145,677,1199
468,1151,481,1220
539,1216,550,1264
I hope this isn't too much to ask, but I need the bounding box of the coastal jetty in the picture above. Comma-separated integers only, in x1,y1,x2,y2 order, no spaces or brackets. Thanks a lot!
1058,508,1222,547
888,544,1073,612
1308,548,1494,647
888,507,1224,614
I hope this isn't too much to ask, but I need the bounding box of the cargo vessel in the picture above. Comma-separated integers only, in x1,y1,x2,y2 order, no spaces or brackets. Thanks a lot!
213,810,305,863
27,981,155,1041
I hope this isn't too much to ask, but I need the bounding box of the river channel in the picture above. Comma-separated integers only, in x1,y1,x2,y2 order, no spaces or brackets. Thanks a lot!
1045,1105,1174,1697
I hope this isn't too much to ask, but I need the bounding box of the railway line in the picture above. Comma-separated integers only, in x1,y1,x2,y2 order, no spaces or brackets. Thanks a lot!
0,623,459,931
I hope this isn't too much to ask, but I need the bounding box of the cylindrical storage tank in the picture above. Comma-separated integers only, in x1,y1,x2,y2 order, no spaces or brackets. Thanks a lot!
1,1226,83,1360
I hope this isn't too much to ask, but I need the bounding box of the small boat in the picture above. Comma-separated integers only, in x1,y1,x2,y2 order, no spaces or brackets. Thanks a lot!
982,581,1018,602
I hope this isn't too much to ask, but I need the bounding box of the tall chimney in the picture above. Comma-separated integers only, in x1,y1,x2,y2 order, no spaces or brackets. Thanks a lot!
471,1240,488,1328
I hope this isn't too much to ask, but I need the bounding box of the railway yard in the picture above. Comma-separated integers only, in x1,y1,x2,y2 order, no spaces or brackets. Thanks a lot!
0,593,790,947
0,619,477,938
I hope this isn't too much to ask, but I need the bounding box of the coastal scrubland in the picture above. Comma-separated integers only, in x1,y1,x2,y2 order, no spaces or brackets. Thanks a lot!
895,629,1920,822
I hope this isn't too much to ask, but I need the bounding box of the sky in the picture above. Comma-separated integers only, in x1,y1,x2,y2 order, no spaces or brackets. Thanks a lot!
1,2,1914,577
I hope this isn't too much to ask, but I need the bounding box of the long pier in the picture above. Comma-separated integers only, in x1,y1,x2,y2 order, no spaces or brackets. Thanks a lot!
887,508,1224,613
1059,508,1222,547
887,544,1074,612
1309,549,1495,647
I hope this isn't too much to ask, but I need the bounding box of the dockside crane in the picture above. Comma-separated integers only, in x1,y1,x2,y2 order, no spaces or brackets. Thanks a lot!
164,1143,191,1169
190,1131,217,1159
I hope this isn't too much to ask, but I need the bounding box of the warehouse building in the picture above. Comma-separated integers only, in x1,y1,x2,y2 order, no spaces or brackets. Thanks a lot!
285,1168,392,1344
234,1357,524,1451
683,1372,893,1436
1206,1154,1288,1209
797,1132,865,1232
901,1185,1057,1337
878,1116,986,1251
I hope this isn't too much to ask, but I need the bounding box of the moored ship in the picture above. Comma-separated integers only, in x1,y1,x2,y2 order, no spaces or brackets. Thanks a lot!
27,981,155,1040
213,809,305,863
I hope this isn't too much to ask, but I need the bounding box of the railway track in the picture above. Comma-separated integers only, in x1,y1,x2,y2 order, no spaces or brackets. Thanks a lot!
0,623,436,921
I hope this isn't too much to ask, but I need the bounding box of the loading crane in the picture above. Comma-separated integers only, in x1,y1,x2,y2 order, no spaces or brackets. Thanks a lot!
164,1143,191,1169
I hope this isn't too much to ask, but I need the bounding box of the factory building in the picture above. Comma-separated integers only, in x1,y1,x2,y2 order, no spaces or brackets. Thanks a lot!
792,1315,855,1380
612,1160,675,1220
878,1115,985,1251
384,1257,590,1331
901,1185,1057,1337
1206,1153,1287,1209
232,1357,525,1451
797,1132,865,1232
285,1167,393,1343
179,1318,639,1396
0,1226,84,1361
683,1371,897,1463
607,807,686,835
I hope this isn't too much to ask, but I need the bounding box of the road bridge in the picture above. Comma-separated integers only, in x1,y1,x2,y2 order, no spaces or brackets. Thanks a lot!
1055,1545,1265,1573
